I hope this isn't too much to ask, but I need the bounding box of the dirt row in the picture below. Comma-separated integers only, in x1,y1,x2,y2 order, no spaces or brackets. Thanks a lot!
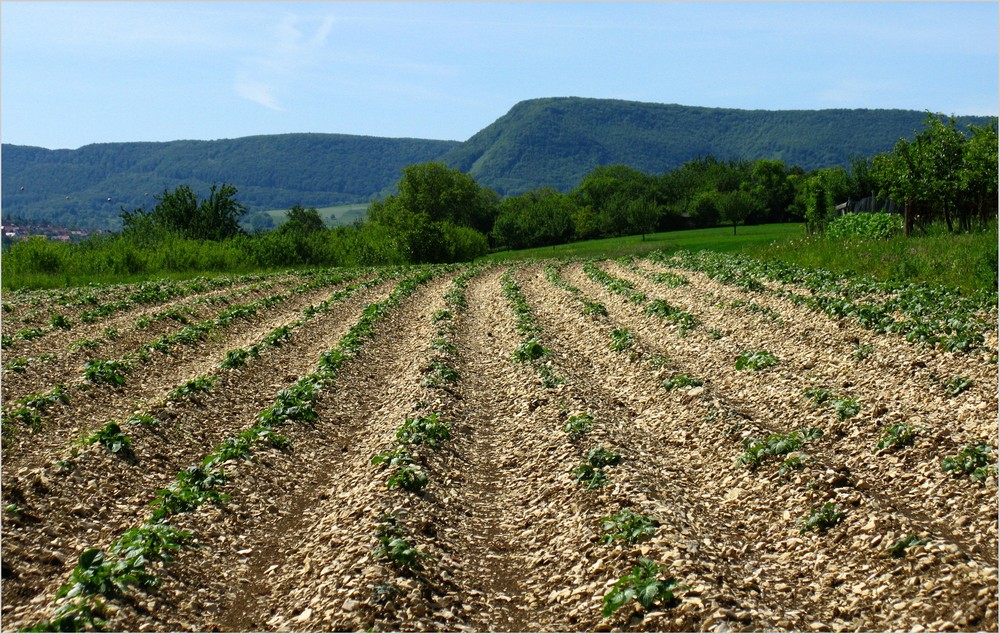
602,258,997,562
0,276,399,627
1,272,298,352
1,274,380,471
1,273,314,403
1,262,996,632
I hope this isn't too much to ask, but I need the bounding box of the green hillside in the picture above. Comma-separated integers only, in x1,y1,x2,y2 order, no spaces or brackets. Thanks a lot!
443,97,995,195
3,97,994,230
2,135,458,230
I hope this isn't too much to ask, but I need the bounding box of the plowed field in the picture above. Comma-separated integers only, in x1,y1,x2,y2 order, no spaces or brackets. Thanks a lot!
2,255,997,632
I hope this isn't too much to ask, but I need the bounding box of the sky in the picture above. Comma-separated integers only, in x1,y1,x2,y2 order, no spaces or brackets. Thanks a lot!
1,1,997,150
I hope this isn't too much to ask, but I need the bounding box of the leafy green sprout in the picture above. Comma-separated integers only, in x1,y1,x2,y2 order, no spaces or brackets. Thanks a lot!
662,374,703,391
944,375,974,397
609,328,635,352
126,413,159,428
941,443,996,481
395,413,451,449
735,350,778,371
801,387,834,407
83,359,130,386
571,463,608,489
168,375,217,400
887,533,930,558
599,510,659,545
739,427,822,470
833,397,862,421
386,464,429,493
875,424,920,451
50,314,72,330
513,338,549,362
374,518,429,572
853,343,876,361
800,503,845,534
86,422,134,459
564,412,595,440
602,558,684,618
582,300,609,318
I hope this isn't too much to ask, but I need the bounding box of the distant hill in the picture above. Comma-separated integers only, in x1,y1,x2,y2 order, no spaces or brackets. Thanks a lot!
442,97,996,195
2,97,994,230
1,135,459,230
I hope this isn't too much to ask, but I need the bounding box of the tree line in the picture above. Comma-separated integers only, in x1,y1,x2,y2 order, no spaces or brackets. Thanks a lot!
4,113,995,284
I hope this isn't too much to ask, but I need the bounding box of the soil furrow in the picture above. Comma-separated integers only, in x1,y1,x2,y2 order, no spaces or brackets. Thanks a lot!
558,261,997,631
1,276,370,471
604,260,998,565
1,276,296,402
0,279,396,629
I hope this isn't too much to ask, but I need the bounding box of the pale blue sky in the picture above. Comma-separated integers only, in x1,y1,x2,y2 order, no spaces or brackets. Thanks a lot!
2,1,997,149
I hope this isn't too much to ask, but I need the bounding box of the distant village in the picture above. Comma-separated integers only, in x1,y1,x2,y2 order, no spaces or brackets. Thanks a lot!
1,221,98,245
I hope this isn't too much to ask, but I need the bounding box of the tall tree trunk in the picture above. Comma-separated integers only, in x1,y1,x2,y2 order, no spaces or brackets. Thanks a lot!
904,197,914,237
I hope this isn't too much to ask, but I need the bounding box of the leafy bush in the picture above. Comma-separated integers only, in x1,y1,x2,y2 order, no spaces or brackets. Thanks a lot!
944,375,974,397
83,359,130,386
395,413,452,449
833,397,862,421
610,328,635,352
86,422,134,459
168,375,217,400
662,374,703,391
875,424,919,451
564,412,595,439
826,213,902,240
513,338,548,362
887,533,930,558
374,516,429,572
386,464,429,492
739,427,822,469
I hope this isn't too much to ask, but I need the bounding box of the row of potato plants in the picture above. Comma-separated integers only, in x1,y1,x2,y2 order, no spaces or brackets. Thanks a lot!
368,265,480,613
500,267,564,388
25,267,438,632
577,261,993,549
1,273,274,346
566,264,853,534
651,249,996,354
541,263,686,621
1,270,368,445
624,255,998,485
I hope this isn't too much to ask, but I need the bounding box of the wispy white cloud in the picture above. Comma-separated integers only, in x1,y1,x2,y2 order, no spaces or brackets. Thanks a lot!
233,13,336,111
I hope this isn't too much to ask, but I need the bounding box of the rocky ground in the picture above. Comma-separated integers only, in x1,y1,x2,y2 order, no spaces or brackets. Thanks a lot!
1,259,996,632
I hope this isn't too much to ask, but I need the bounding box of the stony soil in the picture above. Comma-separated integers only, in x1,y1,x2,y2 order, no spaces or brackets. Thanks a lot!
1,260,996,633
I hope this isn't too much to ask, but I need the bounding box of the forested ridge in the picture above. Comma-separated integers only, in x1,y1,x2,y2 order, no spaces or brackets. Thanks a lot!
2,97,994,230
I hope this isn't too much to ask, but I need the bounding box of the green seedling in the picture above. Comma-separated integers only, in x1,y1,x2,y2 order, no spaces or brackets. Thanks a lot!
887,533,930,558
599,510,659,545
610,328,635,352
875,424,919,451
564,412,595,440
735,350,777,371
84,359,130,386
602,558,683,617
662,374,702,391
942,443,995,481
944,375,974,397
87,422,134,459
514,338,548,362
800,502,845,534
